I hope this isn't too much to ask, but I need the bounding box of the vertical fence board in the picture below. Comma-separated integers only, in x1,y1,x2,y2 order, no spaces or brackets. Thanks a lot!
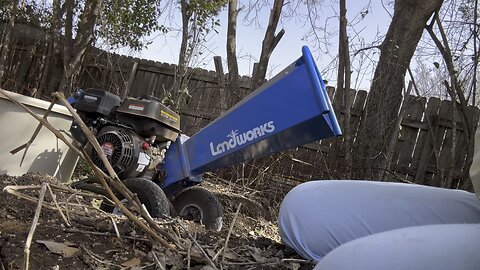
395,96,425,171
414,97,441,184
429,100,451,187
410,97,428,172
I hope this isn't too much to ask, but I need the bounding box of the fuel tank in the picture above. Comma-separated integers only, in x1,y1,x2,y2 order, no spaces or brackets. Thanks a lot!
116,95,181,142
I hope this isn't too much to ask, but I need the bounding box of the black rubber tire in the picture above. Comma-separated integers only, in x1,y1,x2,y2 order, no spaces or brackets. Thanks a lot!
172,186,223,231
102,178,170,218
71,178,108,197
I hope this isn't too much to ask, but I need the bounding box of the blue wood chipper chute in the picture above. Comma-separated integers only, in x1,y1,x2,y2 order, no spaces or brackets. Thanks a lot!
67,46,341,231
162,46,342,188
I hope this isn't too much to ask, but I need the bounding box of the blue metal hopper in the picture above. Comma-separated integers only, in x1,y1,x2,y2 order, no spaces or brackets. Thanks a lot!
161,46,341,188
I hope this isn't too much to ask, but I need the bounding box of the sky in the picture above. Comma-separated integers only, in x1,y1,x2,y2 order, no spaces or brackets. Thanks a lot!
122,1,393,90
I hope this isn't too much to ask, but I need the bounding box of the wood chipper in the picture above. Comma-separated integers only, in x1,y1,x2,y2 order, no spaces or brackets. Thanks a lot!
70,46,342,230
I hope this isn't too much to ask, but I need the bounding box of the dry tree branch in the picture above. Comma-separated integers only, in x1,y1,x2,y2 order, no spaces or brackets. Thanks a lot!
3,184,106,214
221,203,242,265
109,216,121,239
187,239,192,270
151,251,166,270
45,184,71,226
175,219,218,270
81,150,177,250
81,245,120,268
3,185,58,211
24,183,47,270
63,227,150,241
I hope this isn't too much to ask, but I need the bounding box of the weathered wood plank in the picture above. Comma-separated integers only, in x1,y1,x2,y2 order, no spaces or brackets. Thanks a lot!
429,100,451,187
394,95,424,169
414,97,441,185
409,96,428,172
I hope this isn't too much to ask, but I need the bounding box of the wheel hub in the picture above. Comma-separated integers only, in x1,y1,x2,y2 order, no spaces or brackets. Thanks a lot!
179,204,203,222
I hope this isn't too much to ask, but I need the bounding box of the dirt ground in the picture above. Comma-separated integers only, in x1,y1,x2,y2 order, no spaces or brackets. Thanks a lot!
0,173,314,270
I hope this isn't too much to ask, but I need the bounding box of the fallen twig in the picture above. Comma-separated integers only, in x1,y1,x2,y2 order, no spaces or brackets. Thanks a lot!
187,239,192,270
3,185,57,211
281,258,311,264
3,184,108,218
62,228,150,242
151,251,166,270
109,216,121,239
175,220,218,270
0,256,5,270
24,183,47,270
221,203,242,265
224,260,278,266
45,184,71,226
81,245,120,268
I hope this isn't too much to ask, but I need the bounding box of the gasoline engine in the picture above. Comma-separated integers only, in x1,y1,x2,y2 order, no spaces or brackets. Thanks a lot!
70,89,180,180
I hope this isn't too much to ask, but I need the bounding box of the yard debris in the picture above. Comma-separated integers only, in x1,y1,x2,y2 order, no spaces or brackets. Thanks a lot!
36,240,79,257
0,90,314,269
121,257,141,267
0,173,314,269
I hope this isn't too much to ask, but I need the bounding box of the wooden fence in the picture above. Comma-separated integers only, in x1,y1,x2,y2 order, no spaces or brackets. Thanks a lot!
294,87,479,189
3,39,479,192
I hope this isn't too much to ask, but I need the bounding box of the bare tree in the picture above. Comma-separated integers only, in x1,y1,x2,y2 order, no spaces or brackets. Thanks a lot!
426,12,473,140
353,0,444,179
426,9,479,188
172,0,191,107
250,0,285,90
226,0,240,107
171,0,227,109
473,0,478,107
57,0,104,95
336,0,353,177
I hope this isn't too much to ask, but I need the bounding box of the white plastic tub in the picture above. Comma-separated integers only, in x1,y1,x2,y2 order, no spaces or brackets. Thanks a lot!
0,90,78,182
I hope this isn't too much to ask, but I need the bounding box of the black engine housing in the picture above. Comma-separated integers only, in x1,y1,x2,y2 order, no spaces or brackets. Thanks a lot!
91,126,150,179
71,89,180,179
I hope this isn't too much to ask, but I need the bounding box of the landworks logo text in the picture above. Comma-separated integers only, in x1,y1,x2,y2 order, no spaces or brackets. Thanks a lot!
209,121,275,156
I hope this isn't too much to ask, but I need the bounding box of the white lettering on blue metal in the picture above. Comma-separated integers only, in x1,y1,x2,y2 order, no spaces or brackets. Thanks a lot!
209,121,275,156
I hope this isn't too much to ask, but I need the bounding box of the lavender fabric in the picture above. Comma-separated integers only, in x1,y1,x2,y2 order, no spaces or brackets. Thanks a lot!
314,223,480,270
278,180,480,263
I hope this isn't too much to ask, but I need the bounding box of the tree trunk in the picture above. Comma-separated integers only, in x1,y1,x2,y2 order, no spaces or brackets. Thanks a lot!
63,0,75,69
251,0,285,90
337,0,353,178
58,0,104,95
51,0,62,58
0,0,19,83
48,0,64,95
353,0,444,179
226,0,240,108
473,0,478,107
170,0,191,109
